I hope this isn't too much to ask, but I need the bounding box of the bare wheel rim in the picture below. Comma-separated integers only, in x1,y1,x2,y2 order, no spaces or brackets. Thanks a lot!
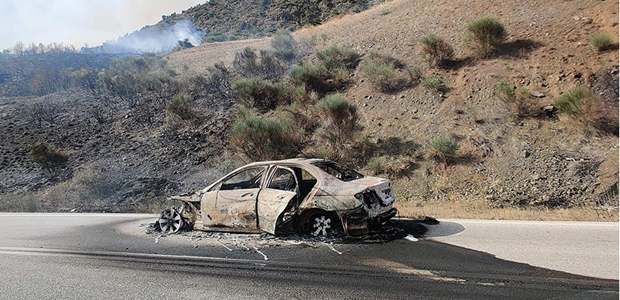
158,208,184,234
311,215,333,236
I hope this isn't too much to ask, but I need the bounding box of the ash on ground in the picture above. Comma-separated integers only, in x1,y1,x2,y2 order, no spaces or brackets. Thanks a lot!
144,217,437,247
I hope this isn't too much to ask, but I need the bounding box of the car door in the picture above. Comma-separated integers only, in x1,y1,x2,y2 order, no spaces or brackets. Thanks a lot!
202,166,266,230
257,166,299,234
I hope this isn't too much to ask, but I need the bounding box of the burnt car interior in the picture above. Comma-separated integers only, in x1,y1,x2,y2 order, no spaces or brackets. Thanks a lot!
267,168,297,192
292,167,318,202
266,167,319,202
220,167,265,191
313,162,364,182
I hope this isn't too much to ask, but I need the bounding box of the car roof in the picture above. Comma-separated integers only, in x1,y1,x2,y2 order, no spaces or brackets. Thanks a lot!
242,158,331,168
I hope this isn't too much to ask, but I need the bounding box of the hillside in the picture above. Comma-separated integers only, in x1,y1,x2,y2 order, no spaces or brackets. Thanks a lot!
123,0,379,46
166,0,619,220
0,0,618,220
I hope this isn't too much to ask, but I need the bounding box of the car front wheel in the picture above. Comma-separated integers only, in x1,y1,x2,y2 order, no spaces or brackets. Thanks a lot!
157,208,185,234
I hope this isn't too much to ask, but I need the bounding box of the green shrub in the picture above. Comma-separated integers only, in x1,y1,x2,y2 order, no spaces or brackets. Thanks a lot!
314,94,358,159
165,93,196,121
421,76,448,92
290,61,335,94
361,51,414,92
31,141,68,177
316,45,361,71
589,32,615,52
230,108,302,160
466,17,508,57
315,94,357,132
232,78,291,111
427,135,459,163
555,86,598,130
494,80,532,119
271,31,298,63
420,34,454,67
233,47,287,80
380,9,391,16
367,157,384,175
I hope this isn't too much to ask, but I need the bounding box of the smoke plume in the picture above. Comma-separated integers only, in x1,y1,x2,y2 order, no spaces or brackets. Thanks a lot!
97,20,205,54
0,0,206,50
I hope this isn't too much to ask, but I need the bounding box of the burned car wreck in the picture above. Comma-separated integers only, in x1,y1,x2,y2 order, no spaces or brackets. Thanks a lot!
157,158,397,236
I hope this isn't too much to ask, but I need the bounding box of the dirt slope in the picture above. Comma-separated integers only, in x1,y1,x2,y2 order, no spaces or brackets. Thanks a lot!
166,0,619,218
1,0,617,219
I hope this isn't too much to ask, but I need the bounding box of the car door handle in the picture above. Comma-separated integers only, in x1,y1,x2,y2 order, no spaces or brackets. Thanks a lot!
242,193,254,198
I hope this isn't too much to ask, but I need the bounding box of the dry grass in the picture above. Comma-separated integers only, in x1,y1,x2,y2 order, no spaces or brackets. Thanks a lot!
395,199,618,222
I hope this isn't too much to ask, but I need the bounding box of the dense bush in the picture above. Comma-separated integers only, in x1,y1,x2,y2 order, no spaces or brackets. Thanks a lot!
233,47,287,80
314,94,358,159
271,31,298,63
360,51,416,92
230,108,302,161
31,141,68,176
165,93,196,121
589,33,615,52
315,94,357,132
290,61,336,94
494,80,532,119
316,45,361,71
420,34,454,68
232,78,292,111
426,135,459,163
466,17,508,57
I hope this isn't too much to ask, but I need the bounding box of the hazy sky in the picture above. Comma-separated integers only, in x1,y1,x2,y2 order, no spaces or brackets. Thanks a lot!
0,0,207,50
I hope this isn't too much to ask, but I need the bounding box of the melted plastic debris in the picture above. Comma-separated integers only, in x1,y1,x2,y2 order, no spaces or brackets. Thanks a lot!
404,235,419,242
144,218,435,250
253,246,269,260
324,242,343,255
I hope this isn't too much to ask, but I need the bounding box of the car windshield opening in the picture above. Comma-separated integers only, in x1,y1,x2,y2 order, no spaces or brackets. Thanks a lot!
312,162,364,182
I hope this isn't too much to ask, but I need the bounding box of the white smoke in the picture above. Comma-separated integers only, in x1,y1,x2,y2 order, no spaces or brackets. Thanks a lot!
98,20,205,54
0,0,207,50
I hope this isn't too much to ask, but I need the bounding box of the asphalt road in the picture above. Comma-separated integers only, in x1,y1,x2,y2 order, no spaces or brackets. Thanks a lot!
426,219,619,280
0,213,617,300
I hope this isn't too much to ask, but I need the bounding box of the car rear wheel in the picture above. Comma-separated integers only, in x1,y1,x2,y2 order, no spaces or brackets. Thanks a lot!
305,211,340,237
158,208,185,234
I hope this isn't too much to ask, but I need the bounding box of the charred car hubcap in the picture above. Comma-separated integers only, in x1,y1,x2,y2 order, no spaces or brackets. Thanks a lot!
312,215,333,236
158,208,184,234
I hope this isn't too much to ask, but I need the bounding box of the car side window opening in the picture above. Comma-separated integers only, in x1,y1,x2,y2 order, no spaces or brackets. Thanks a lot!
293,167,317,201
268,168,297,192
313,162,364,182
220,167,266,191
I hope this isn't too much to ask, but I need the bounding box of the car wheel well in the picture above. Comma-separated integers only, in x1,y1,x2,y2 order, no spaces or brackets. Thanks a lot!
298,209,343,235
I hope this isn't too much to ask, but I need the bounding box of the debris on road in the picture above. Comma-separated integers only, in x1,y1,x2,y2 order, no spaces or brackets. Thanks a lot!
253,246,269,260
144,217,437,254
324,242,343,255
404,235,419,242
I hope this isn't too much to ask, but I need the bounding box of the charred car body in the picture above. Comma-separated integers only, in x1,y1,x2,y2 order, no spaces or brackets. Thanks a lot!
157,158,397,236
